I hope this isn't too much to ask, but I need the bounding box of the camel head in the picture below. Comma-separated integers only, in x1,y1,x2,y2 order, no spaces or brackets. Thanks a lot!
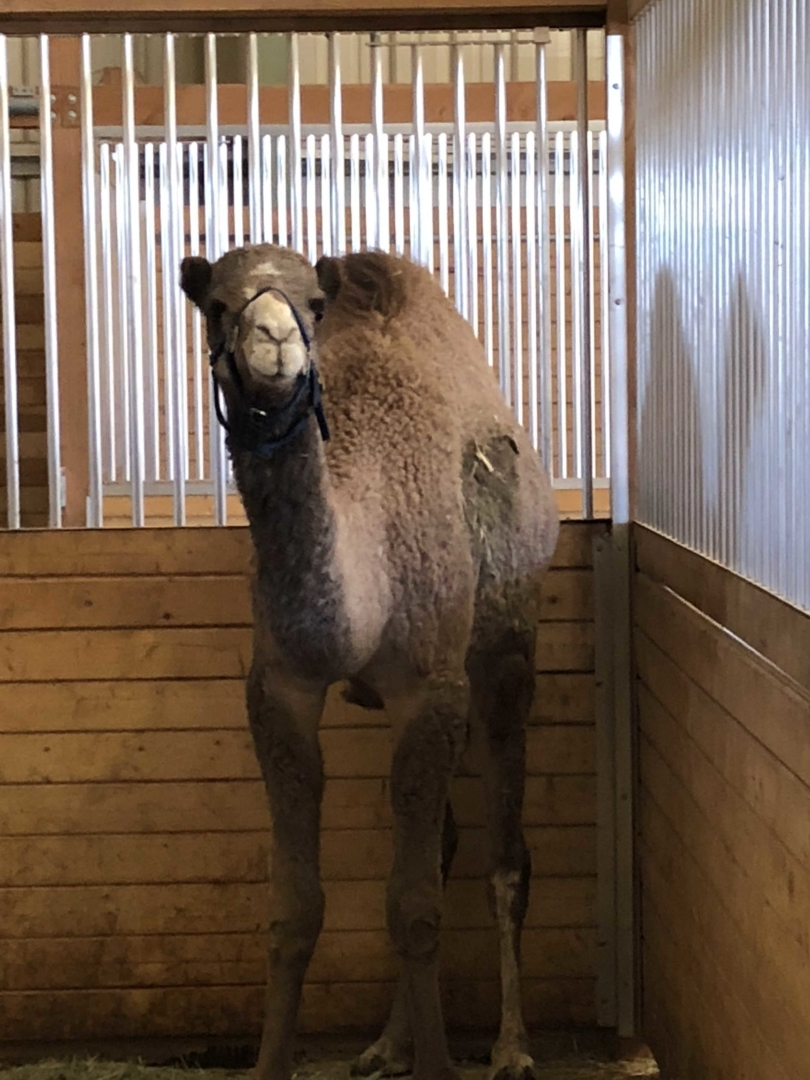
180,244,325,396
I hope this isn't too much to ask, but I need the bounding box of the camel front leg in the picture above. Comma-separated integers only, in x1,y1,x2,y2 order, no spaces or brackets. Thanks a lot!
386,678,469,1080
247,663,327,1080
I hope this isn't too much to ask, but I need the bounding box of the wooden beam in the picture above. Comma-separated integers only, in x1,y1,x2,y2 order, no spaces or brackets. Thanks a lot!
0,1,607,35
50,38,89,527
83,79,606,128
627,0,655,17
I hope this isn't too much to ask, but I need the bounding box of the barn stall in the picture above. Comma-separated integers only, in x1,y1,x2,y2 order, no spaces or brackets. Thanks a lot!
0,0,806,1077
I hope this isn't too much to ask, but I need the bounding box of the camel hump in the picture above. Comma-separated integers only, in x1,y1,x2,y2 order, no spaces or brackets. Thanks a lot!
316,251,408,320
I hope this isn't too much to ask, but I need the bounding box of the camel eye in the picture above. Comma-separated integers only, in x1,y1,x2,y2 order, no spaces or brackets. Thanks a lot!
309,296,325,321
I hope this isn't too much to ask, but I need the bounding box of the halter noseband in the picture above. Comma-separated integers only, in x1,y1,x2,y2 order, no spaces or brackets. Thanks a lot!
208,285,330,458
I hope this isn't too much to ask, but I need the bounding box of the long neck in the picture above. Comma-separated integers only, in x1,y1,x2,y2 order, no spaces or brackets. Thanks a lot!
230,419,346,673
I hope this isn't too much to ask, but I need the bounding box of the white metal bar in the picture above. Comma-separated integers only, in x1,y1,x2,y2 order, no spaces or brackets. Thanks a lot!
437,131,449,295
350,133,361,251
0,35,19,528
494,43,511,407
536,29,553,472
393,133,405,255
598,129,610,481
188,143,204,481
411,45,424,265
587,129,598,481
570,129,584,484
328,34,345,254
481,131,494,368
364,133,375,249
247,33,262,244
289,33,304,253
81,35,104,527
575,28,594,518
218,140,230,255
261,133,273,243
306,133,317,263
233,134,244,247
113,143,131,485
466,131,478,333
38,34,62,526
122,34,145,527
371,33,388,251
321,133,332,257
408,134,417,258
205,32,227,526
511,131,523,427
142,142,160,483
525,129,539,451
99,142,116,485
165,33,187,523
158,143,175,486
452,39,468,318
276,135,288,247
554,130,568,479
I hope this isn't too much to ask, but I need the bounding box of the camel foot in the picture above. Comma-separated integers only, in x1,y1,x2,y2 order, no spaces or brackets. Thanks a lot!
488,1048,537,1080
350,1038,413,1077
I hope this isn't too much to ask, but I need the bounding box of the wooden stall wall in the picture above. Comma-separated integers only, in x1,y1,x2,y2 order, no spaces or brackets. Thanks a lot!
634,526,810,1079
0,521,604,1044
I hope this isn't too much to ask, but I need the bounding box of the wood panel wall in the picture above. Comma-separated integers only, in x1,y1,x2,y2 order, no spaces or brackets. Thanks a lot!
634,526,810,1079
0,521,604,1044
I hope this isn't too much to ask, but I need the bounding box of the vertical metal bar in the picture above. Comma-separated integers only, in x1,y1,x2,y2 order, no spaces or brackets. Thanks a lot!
408,134,417,258
481,131,494,368
350,133,361,251
525,129,538,450
554,130,568,479
425,132,435,275
511,130,523,426
587,128,598,483
38,34,62,526
467,131,478,333
393,133,405,255
570,131,584,486
114,143,131,484
99,142,116,484
261,133,273,243
0,35,19,528
575,28,594,518
233,134,244,247
328,34,345,254
142,142,159,482
598,129,610,481
165,32,186,524
371,33,388,251
247,33,262,244
438,132,449,296
321,134,332,257
494,42,511,407
411,43,426,267
158,143,175,484
364,133,375,249
276,135,288,247
536,28,553,476
218,140,230,255
122,34,145,527
80,34,103,527
289,33,304,253
306,133,317,263
205,32,226,526
452,38,468,318
188,143,204,481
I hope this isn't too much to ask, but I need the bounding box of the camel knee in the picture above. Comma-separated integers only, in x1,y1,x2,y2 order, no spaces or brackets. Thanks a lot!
489,847,531,928
387,882,443,962
268,889,325,968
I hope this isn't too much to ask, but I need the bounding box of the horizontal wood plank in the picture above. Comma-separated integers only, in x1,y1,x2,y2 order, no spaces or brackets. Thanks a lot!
635,525,810,693
0,977,595,1041
0,774,596,834
0,925,597,990
0,568,593,629
0,875,596,938
0,823,596,886
634,572,810,788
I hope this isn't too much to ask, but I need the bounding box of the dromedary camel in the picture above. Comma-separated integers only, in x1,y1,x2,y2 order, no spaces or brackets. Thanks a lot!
180,245,559,1080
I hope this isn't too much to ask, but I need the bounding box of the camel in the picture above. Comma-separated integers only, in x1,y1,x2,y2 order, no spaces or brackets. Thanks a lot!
180,245,560,1080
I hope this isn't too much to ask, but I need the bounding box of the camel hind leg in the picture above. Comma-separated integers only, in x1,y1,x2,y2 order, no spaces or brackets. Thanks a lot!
352,803,459,1077
467,632,537,1080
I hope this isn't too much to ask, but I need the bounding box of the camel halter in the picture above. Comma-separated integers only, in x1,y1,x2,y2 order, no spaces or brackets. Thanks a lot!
208,285,330,458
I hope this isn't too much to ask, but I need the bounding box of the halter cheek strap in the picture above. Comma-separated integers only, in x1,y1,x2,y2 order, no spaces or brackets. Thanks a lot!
209,285,330,457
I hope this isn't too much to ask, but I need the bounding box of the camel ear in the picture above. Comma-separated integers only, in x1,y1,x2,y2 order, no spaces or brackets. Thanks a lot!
180,256,213,311
315,255,343,302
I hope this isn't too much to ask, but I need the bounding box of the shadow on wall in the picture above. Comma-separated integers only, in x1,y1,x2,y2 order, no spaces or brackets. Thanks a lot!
638,268,767,566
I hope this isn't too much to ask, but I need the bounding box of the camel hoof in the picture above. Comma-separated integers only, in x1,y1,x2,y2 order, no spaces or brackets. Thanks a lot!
489,1051,537,1080
350,1042,413,1077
